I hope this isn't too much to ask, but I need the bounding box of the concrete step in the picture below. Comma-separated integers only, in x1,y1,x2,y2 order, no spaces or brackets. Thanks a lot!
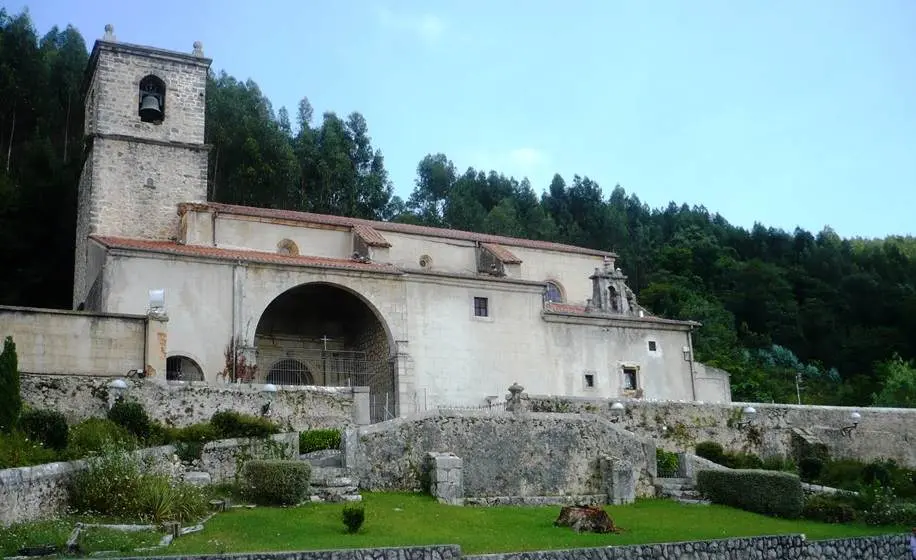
301,449,343,468
676,498,711,505
654,477,694,490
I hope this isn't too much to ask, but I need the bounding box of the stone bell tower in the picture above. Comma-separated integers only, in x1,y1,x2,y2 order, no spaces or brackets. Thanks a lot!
73,25,212,309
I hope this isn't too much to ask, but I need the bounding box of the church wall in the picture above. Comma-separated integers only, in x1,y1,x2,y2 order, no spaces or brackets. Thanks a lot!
380,232,477,273
0,305,146,376
502,247,608,304
102,253,233,382
214,215,352,259
90,138,208,242
72,155,96,308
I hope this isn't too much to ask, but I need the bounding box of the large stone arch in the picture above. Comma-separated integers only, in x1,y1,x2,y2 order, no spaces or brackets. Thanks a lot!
253,281,397,422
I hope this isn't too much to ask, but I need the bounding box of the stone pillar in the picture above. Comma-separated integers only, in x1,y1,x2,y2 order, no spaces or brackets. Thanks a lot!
341,427,359,470
676,452,694,480
599,455,636,505
395,340,413,417
426,452,463,505
144,310,168,380
352,386,370,426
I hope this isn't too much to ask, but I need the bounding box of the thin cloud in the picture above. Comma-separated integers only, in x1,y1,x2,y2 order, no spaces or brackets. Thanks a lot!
376,7,446,43
508,148,546,168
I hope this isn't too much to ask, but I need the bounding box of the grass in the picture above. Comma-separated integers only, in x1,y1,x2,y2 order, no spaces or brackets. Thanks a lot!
0,519,164,557
168,492,907,555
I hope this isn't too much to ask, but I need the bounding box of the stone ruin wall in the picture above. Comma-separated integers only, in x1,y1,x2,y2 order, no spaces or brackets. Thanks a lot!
526,394,916,468
21,373,358,431
347,410,656,502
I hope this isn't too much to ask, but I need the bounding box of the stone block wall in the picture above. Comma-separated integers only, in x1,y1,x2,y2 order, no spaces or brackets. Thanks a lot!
463,534,910,560
426,452,463,505
0,434,298,527
526,395,916,468
200,432,299,483
1,306,146,376
21,374,358,431
349,410,654,502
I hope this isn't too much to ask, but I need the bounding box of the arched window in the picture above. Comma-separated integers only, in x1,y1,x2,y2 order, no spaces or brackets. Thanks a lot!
138,75,166,123
266,359,314,386
277,239,299,256
166,355,204,381
544,281,564,303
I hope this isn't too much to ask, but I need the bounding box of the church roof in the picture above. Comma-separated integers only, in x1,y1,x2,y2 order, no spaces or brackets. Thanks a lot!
543,302,700,328
177,202,616,258
91,236,402,274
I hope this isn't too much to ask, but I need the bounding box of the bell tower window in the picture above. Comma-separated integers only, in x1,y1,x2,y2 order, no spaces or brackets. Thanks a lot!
138,75,166,124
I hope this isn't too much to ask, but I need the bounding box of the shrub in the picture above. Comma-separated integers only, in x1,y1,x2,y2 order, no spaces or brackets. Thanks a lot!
241,459,311,505
299,429,341,453
0,336,22,433
66,418,136,459
656,448,679,478
802,494,857,523
175,422,219,443
342,504,365,534
108,400,152,442
761,455,796,473
136,474,209,523
211,411,279,439
818,459,866,492
694,441,725,464
0,430,58,468
799,457,824,481
723,452,763,470
20,409,69,451
696,469,804,518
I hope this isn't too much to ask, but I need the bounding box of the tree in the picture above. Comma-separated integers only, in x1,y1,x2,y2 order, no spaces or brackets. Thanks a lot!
872,355,916,408
0,336,21,432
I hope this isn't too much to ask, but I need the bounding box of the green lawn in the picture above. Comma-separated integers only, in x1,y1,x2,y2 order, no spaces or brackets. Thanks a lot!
167,493,906,555
0,520,163,557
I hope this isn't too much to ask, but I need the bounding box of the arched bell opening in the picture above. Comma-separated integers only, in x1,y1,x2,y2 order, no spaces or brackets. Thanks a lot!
138,74,166,124
254,282,397,422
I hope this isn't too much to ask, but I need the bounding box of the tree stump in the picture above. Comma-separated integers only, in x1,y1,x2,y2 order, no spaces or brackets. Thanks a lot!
554,505,621,534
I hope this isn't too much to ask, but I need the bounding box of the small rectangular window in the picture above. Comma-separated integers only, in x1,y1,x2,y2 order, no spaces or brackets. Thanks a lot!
623,367,638,390
648,340,657,352
584,373,595,388
473,296,489,317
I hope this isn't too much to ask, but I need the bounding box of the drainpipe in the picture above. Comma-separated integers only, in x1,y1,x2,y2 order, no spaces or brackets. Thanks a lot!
687,326,697,401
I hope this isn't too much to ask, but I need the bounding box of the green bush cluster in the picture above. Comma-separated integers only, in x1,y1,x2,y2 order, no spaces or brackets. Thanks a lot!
299,429,341,453
342,504,365,533
67,418,137,458
211,411,280,439
0,336,22,433
68,446,208,522
696,469,804,518
241,459,311,505
693,441,767,470
20,409,68,451
107,400,153,442
655,448,679,478
802,494,857,523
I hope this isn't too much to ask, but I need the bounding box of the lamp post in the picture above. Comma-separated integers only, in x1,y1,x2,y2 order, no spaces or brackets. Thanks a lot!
610,401,625,423
261,383,277,416
107,378,128,410
841,411,861,437
735,406,757,429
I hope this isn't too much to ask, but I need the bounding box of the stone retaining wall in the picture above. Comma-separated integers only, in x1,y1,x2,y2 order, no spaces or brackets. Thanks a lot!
21,373,359,431
0,433,298,526
464,534,910,560
114,535,909,560
347,410,655,501
526,395,916,468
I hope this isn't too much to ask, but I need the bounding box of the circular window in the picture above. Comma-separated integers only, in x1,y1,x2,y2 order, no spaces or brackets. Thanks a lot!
277,239,299,256
419,254,432,269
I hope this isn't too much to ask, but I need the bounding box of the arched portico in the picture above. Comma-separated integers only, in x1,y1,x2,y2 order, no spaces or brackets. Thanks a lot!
253,282,397,422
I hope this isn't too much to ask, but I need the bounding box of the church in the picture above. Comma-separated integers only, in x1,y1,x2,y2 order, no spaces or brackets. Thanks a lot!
67,27,730,422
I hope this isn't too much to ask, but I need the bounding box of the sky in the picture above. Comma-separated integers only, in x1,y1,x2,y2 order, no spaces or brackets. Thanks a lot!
20,0,916,239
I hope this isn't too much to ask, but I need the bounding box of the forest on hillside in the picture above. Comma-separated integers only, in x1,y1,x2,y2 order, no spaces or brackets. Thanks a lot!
1,10,914,407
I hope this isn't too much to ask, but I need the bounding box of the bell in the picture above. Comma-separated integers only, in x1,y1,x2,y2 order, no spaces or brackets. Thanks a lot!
139,93,163,121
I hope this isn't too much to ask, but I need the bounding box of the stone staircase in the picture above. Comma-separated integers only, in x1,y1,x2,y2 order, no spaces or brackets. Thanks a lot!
301,450,361,503
653,477,710,505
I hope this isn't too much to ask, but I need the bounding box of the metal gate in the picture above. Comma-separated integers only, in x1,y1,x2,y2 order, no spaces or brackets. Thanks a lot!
260,349,396,424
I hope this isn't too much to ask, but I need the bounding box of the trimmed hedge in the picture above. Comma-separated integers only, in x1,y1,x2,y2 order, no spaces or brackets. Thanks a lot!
299,429,341,454
802,494,857,524
241,460,311,505
696,468,804,519
211,411,280,439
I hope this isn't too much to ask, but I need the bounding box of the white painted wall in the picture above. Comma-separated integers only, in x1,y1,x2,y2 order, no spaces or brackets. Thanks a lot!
214,216,353,259
102,253,233,382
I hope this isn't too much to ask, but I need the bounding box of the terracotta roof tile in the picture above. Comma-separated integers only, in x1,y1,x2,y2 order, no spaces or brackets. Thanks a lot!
179,202,615,258
352,223,391,248
91,236,401,274
480,243,522,264
543,301,698,327
545,302,589,314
